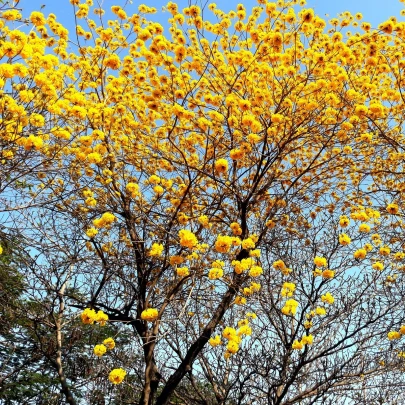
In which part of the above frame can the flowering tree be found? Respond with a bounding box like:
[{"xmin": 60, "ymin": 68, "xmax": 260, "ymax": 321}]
[{"xmin": 2, "ymin": 0, "xmax": 405, "ymax": 404}]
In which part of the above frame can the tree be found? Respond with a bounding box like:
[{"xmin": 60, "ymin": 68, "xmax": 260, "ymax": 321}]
[{"xmin": 2, "ymin": 0, "xmax": 405, "ymax": 403}]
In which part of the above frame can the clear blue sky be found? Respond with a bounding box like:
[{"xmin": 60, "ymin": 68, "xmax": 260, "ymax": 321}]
[{"xmin": 16, "ymin": 0, "xmax": 404, "ymax": 31}]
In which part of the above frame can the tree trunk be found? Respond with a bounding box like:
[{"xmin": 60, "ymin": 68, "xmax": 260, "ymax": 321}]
[{"xmin": 139, "ymin": 339, "xmax": 162, "ymax": 405}]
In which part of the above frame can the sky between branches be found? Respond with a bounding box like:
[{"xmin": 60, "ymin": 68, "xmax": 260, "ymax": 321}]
[{"xmin": 15, "ymin": 0, "xmax": 405, "ymax": 36}]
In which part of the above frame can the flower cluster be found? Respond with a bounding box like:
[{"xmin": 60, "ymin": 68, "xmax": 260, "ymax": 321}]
[
  {"xmin": 281, "ymin": 299, "xmax": 299, "ymax": 316},
  {"xmin": 292, "ymin": 334, "xmax": 314, "ymax": 350},
  {"xmin": 178, "ymin": 229, "xmax": 198, "ymax": 249},
  {"xmin": 81, "ymin": 308, "xmax": 109, "ymax": 326},
  {"xmin": 388, "ymin": 326, "xmax": 405, "ymax": 340},
  {"xmin": 109, "ymin": 368, "xmax": 126, "ymax": 384},
  {"xmin": 93, "ymin": 338, "xmax": 115, "ymax": 357},
  {"xmin": 141, "ymin": 308, "xmax": 159, "ymax": 322}
]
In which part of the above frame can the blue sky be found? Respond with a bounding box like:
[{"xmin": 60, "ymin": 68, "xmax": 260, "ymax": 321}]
[{"xmin": 16, "ymin": 0, "xmax": 404, "ymax": 31}]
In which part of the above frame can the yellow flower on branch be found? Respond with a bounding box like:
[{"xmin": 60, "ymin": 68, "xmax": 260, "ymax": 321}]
[
  {"xmin": 141, "ymin": 308, "xmax": 159, "ymax": 322},
  {"xmin": 94, "ymin": 344, "xmax": 107, "ymax": 357},
  {"xmin": 109, "ymin": 368, "xmax": 126, "ymax": 384}
]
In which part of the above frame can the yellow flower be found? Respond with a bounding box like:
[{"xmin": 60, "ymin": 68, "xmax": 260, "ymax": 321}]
[
  {"xmin": 379, "ymin": 246, "xmax": 390, "ymax": 256},
  {"xmin": 176, "ymin": 266, "xmax": 189, "ymax": 277},
  {"xmin": 87, "ymin": 152, "xmax": 102, "ymax": 164},
  {"xmin": 95, "ymin": 310, "xmax": 108, "ymax": 326},
  {"xmin": 249, "ymin": 265, "xmax": 263, "ymax": 277},
  {"xmin": 354, "ymin": 249, "xmax": 367, "ymax": 260},
  {"xmin": 81, "ymin": 308, "xmax": 96, "ymax": 324},
  {"xmin": 387, "ymin": 203, "xmax": 399, "ymax": 214},
  {"xmin": 292, "ymin": 340, "xmax": 304, "ymax": 350},
  {"xmin": 234, "ymin": 296, "xmax": 247, "ymax": 305},
  {"xmin": 379, "ymin": 20, "xmax": 394, "ymax": 34},
  {"xmin": 364, "ymin": 243, "xmax": 373, "ymax": 252},
  {"xmin": 103, "ymin": 54, "xmax": 121, "ymax": 70},
  {"xmin": 85, "ymin": 197, "xmax": 97, "ymax": 207},
  {"xmin": 149, "ymin": 175, "xmax": 161, "ymax": 184},
  {"xmin": 359, "ymin": 223, "xmax": 371, "ymax": 233},
  {"xmin": 222, "ymin": 327, "xmax": 237, "ymax": 340},
  {"xmin": 109, "ymin": 368, "xmax": 126, "ymax": 384},
  {"xmin": 394, "ymin": 252, "xmax": 405, "ymax": 261},
  {"xmin": 241, "ymin": 238, "xmax": 255, "ymax": 249},
  {"xmin": 93, "ymin": 212, "xmax": 116, "ymax": 228},
  {"xmin": 226, "ymin": 341, "xmax": 239, "ymax": 354},
  {"xmin": 214, "ymin": 158, "xmax": 228, "ymax": 173},
  {"xmin": 354, "ymin": 104, "xmax": 368, "ymax": 116},
  {"xmin": 170, "ymin": 255, "xmax": 184, "ymax": 265},
  {"xmin": 208, "ymin": 268, "xmax": 223, "ymax": 280},
  {"xmin": 237, "ymin": 322, "xmax": 252, "ymax": 336},
  {"xmin": 321, "ymin": 292, "xmax": 334, "ymax": 304},
  {"xmin": 322, "ymin": 269, "xmax": 335, "ymax": 279},
  {"xmin": 281, "ymin": 282, "xmax": 295, "ymax": 297},
  {"xmin": 271, "ymin": 113, "xmax": 284, "ymax": 123},
  {"xmin": 179, "ymin": 229, "xmax": 198, "ymax": 249},
  {"xmin": 281, "ymin": 299, "xmax": 299, "ymax": 316},
  {"xmin": 126, "ymin": 182, "xmax": 139, "ymax": 197},
  {"xmin": 230, "ymin": 148, "xmax": 244, "ymax": 160},
  {"xmin": 339, "ymin": 233, "xmax": 351, "ymax": 245},
  {"xmin": 301, "ymin": 334, "xmax": 314, "ymax": 345},
  {"xmin": 315, "ymin": 307, "xmax": 326, "ymax": 316},
  {"xmin": 388, "ymin": 331, "xmax": 401, "ymax": 340},
  {"xmin": 273, "ymin": 259, "xmax": 286, "ymax": 270},
  {"xmin": 2, "ymin": 10, "xmax": 22, "ymax": 20},
  {"xmin": 148, "ymin": 243, "xmax": 164, "ymax": 257},
  {"xmin": 314, "ymin": 256, "xmax": 327, "ymax": 268},
  {"xmin": 313, "ymin": 268, "xmax": 322, "ymax": 277},
  {"xmin": 243, "ymin": 287, "xmax": 252, "ymax": 296},
  {"xmin": 24, "ymin": 135, "xmax": 43, "ymax": 150},
  {"xmin": 372, "ymin": 262, "xmax": 384, "ymax": 271},
  {"xmin": 86, "ymin": 228, "xmax": 98, "ymax": 238},
  {"xmin": 103, "ymin": 337, "xmax": 115, "ymax": 350},
  {"xmin": 339, "ymin": 215, "xmax": 350, "ymax": 227},
  {"xmin": 209, "ymin": 335, "xmax": 222, "ymax": 347},
  {"xmin": 153, "ymin": 185, "xmax": 164, "ymax": 195},
  {"xmin": 215, "ymin": 235, "xmax": 233, "ymax": 253},
  {"xmin": 141, "ymin": 308, "xmax": 159, "ymax": 322},
  {"xmin": 198, "ymin": 215, "xmax": 211, "ymax": 228},
  {"xmin": 30, "ymin": 11, "xmax": 46, "ymax": 26},
  {"xmin": 249, "ymin": 249, "xmax": 261, "ymax": 258},
  {"xmin": 0, "ymin": 245, "xmax": 3, "ymax": 255},
  {"xmin": 94, "ymin": 344, "xmax": 107, "ymax": 357}
]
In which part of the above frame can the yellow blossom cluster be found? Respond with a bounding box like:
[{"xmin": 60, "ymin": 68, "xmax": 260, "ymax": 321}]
[
  {"xmin": 93, "ymin": 338, "xmax": 115, "ymax": 357},
  {"xmin": 81, "ymin": 308, "xmax": 109, "ymax": 326},
  {"xmin": 292, "ymin": 334, "xmax": 314, "ymax": 350},
  {"xmin": 179, "ymin": 230, "xmax": 198, "ymax": 249},
  {"xmin": 93, "ymin": 212, "xmax": 116, "ymax": 228},
  {"xmin": 216, "ymin": 318, "xmax": 253, "ymax": 358},
  {"xmin": 148, "ymin": 242, "xmax": 164, "ymax": 257},
  {"xmin": 281, "ymin": 299, "xmax": 299, "ymax": 316},
  {"xmin": 141, "ymin": 308, "xmax": 159, "ymax": 322},
  {"xmin": 176, "ymin": 266, "xmax": 189, "ymax": 277},
  {"xmin": 108, "ymin": 368, "xmax": 126, "ymax": 384},
  {"xmin": 281, "ymin": 282, "xmax": 296, "ymax": 297},
  {"xmin": 388, "ymin": 326, "xmax": 405, "ymax": 340}
]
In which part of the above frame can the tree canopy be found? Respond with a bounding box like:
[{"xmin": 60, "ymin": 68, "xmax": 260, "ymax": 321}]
[{"xmin": 2, "ymin": 0, "xmax": 405, "ymax": 404}]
